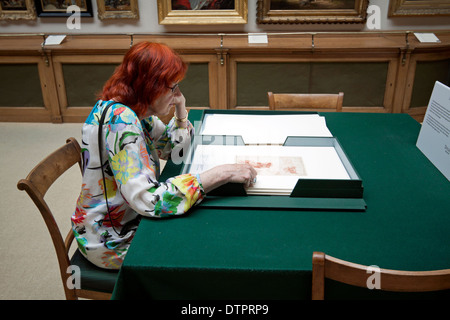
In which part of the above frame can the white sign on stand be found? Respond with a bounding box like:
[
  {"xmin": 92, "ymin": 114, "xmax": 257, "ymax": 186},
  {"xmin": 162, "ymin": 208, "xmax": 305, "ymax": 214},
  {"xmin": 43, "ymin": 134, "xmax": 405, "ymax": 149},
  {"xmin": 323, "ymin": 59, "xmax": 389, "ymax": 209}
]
[{"xmin": 416, "ymin": 81, "xmax": 450, "ymax": 181}]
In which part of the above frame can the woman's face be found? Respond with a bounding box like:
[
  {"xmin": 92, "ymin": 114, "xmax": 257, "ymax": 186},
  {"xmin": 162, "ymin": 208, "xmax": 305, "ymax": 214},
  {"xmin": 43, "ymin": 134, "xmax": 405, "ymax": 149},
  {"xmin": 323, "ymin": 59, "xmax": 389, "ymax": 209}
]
[{"xmin": 145, "ymin": 83, "xmax": 179, "ymax": 119}]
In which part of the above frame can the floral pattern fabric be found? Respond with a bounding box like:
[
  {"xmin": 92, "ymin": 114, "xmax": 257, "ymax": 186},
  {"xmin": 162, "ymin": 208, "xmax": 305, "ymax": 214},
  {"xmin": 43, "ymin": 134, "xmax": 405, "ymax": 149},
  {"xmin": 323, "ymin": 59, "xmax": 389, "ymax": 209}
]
[{"xmin": 71, "ymin": 100, "xmax": 205, "ymax": 269}]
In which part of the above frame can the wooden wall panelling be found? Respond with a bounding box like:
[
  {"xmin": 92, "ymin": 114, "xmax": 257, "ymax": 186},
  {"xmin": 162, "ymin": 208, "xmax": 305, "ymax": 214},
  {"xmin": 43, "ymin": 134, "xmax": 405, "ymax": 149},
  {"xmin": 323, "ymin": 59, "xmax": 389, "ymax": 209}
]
[
  {"xmin": 307, "ymin": 33, "xmax": 401, "ymax": 114},
  {"xmin": 42, "ymin": 35, "xmax": 129, "ymax": 122},
  {"xmin": 1, "ymin": 32, "xmax": 450, "ymax": 123},
  {"xmin": 224, "ymin": 33, "xmax": 312, "ymax": 111},
  {"xmin": 308, "ymin": 59, "xmax": 396, "ymax": 113},
  {"xmin": 225, "ymin": 32, "xmax": 403, "ymax": 112},
  {"xmin": 215, "ymin": 48, "xmax": 229, "ymax": 109},
  {"xmin": 222, "ymin": 33, "xmax": 313, "ymax": 54},
  {"xmin": 304, "ymin": 33, "xmax": 402, "ymax": 114},
  {"xmin": 400, "ymin": 33, "xmax": 450, "ymax": 122},
  {"xmin": 230, "ymin": 54, "xmax": 310, "ymax": 110},
  {"xmin": 52, "ymin": 52, "xmax": 219, "ymax": 122},
  {"xmin": 381, "ymin": 58, "xmax": 399, "ymax": 114},
  {"xmin": 159, "ymin": 53, "xmax": 221, "ymax": 123},
  {"xmin": 179, "ymin": 54, "xmax": 220, "ymax": 110},
  {"xmin": 402, "ymin": 52, "xmax": 450, "ymax": 122},
  {"xmin": 134, "ymin": 34, "xmax": 226, "ymax": 109},
  {"xmin": 229, "ymin": 53, "xmax": 398, "ymax": 112},
  {"xmin": 392, "ymin": 47, "xmax": 412, "ymax": 114},
  {"xmin": 0, "ymin": 55, "xmax": 58, "ymax": 122},
  {"xmin": 52, "ymin": 54, "xmax": 124, "ymax": 123},
  {"xmin": 0, "ymin": 35, "xmax": 45, "ymax": 56},
  {"xmin": 40, "ymin": 50, "xmax": 63, "ymax": 123},
  {"xmin": 46, "ymin": 34, "xmax": 131, "ymax": 55},
  {"xmin": 133, "ymin": 34, "xmax": 221, "ymax": 54}
]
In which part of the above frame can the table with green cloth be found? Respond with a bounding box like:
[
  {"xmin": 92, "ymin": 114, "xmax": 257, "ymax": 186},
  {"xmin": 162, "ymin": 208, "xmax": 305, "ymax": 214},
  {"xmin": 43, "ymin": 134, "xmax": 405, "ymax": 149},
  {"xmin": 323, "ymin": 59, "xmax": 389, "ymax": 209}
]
[{"xmin": 112, "ymin": 111, "xmax": 450, "ymax": 300}]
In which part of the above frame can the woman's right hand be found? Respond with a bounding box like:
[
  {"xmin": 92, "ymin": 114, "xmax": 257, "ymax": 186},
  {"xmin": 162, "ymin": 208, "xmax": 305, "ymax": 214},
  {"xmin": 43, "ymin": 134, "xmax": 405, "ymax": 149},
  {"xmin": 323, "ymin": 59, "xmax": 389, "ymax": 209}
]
[{"xmin": 199, "ymin": 164, "xmax": 257, "ymax": 194}]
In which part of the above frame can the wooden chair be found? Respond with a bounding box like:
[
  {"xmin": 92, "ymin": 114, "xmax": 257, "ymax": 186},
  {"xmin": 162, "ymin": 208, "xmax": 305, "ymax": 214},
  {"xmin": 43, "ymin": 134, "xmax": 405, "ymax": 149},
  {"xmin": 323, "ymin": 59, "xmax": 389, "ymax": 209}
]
[
  {"xmin": 267, "ymin": 92, "xmax": 344, "ymax": 112},
  {"xmin": 312, "ymin": 251, "xmax": 450, "ymax": 300},
  {"xmin": 17, "ymin": 137, "xmax": 118, "ymax": 300}
]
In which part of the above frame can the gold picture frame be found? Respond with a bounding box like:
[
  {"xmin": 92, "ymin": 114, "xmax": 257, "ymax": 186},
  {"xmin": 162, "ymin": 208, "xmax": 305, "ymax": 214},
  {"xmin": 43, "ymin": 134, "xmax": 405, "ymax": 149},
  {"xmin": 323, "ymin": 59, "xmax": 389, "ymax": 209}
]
[
  {"xmin": 0, "ymin": 0, "xmax": 36, "ymax": 20},
  {"xmin": 388, "ymin": 0, "xmax": 450, "ymax": 16},
  {"xmin": 97, "ymin": 0, "xmax": 139, "ymax": 20},
  {"xmin": 35, "ymin": 0, "xmax": 93, "ymax": 17},
  {"xmin": 256, "ymin": 0, "xmax": 369, "ymax": 24},
  {"xmin": 158, "ymin": 0, "xmax": 248, "ymax": 25}
]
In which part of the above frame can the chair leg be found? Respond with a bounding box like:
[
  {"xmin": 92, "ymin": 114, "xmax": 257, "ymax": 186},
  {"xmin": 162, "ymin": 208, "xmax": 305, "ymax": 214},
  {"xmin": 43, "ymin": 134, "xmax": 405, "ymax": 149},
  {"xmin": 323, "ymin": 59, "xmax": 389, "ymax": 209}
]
[{"xmin": 312, "ymin": 252, "xmax": 325, "ymax": 300}]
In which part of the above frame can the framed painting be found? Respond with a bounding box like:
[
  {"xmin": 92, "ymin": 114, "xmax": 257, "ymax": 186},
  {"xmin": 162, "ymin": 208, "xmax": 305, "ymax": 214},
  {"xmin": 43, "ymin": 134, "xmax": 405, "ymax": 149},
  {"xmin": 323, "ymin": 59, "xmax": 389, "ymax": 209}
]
[
  {"xmin": 34, "ymin": 0, "xmax": 93, "ymax": 17},
  {"xmin": 0, "ymin": 0, "xmax": 36, "ymax": 20},
  {"xmin": 97, "ymin": 0, "xmax": 139, "ymax": 19},
  {"xmin": 388, "ymin": 0, "xmax": 450, "ymax": 16},
  {"xmin": 158, "ymin": 0, "xmax": 248, "ymax": 24},
  {"xmin": 256, "ymin": 0, "xmax": 369, "ymax": 24}
]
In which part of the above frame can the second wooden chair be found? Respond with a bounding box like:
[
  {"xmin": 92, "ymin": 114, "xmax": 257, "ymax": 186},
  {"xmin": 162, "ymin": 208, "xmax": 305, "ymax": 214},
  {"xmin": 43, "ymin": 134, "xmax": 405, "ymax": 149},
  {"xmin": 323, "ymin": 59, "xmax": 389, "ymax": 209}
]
[
  {"xmin": 312, "ymin": 251, "xmax": 450, "ymax": 300},
  {"xmin": 267, "ymin": 92, "xmax": 344, "ymax": 112}
]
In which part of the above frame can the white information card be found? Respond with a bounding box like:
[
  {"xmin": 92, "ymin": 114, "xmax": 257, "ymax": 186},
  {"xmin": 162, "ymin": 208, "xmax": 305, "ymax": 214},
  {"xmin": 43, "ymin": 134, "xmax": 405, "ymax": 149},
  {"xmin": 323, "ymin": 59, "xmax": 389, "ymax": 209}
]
[
  {"xmin": 43, "ymin": 35, "xmax": 66, "ymax": 45},
  {"xmin": 416, "ymin": 81, "xmax": 450, "ymax": 181},
  {"xmin": 414, "ymin": 33, "xmax": 440, "ymax": 43}
]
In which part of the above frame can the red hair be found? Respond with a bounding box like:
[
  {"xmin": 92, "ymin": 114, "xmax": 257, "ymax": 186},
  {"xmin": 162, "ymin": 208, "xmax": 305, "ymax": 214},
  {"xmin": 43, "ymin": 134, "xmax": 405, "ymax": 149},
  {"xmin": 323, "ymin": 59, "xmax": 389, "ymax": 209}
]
[{"xmin": 100, "ymin": 42, "xmax": 187, "ymax": 118}]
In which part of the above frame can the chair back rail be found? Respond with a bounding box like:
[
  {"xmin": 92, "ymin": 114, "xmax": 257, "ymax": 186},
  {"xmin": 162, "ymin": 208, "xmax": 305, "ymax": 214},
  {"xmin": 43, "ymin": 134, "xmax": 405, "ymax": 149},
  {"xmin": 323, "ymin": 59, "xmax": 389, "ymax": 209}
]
[
  {"xmin": 268, "ymin": 92, "xmax": 344, "ymax": 111},
  {"xmin": 312, "ymin": 251, "xmax": 450, "ymax": 300}
]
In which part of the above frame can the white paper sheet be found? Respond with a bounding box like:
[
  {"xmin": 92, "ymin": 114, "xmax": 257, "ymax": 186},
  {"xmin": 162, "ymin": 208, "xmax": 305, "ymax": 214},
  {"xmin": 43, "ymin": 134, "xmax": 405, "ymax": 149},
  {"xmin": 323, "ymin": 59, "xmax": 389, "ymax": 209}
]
[
  {"xmin": 188, "ymin": 144, "xmax": 350, "ymax": 194},
  {"xmin": 414, "ymin": 33, "xmax": 440, "ymax": 43},
  {"xmin": 199, "ymin": 114, "xmax": 332, "ymax": 145}
]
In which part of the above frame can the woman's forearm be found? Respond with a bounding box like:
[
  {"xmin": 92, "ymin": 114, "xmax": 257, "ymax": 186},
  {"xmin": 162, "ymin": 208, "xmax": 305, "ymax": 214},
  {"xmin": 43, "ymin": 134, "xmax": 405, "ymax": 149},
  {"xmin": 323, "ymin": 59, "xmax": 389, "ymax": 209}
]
[
  {"xmin": 199, "ymin": 164, "xmax": 257, "ymax": 194},
  {"xmin": 199, "ymin": 167, "xmax": 230, "ymax": 194},
  {"xmin": 174, "ymin": 107, "xmax": 188, "ymax": 128}
]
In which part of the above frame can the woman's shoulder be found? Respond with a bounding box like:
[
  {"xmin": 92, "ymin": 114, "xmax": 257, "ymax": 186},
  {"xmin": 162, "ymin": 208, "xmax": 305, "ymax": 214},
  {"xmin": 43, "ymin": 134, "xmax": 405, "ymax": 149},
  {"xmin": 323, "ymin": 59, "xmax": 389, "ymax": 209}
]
[
  {"xmin": 108, "ymin": 102, "xmax": 140, "ymax": 126},
  {"xmin": 85, "ymin": 100, "xmax": 140, "ymax": 127}
]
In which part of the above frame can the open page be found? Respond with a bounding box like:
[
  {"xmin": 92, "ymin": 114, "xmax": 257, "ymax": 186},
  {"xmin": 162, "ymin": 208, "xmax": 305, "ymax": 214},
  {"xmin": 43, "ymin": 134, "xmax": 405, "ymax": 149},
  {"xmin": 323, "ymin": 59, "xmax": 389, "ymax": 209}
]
[
  {"xmin": 188, "ymin": 144, "xmax": 350, "ymax": 195},
  {"xmin": 199, "ymin": 113, "xmax": 332, "ymax": 145}
]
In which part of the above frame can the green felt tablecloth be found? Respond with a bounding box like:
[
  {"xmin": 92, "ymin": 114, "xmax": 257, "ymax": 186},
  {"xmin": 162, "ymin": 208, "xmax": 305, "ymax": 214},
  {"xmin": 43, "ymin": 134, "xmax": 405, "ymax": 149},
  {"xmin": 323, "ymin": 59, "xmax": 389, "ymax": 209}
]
[{"xmin": 112, "ymin": 111, "xmax": 450, "ymax": 300}]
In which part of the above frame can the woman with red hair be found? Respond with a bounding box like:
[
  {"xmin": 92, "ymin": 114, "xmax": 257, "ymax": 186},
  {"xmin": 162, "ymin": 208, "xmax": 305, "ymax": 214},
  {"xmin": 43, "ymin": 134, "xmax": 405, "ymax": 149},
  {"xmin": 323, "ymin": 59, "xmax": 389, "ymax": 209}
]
[{"xmin": 71, "ymin": 42, "xmax": 256, "ymax": 269}]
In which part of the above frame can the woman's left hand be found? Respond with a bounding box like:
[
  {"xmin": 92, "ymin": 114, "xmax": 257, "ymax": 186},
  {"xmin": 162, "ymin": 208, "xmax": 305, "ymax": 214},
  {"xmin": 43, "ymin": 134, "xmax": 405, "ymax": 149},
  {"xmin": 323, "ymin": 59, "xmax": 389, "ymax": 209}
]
[
  {"xmin": 172, "ymin": 87, "xmax": 187, "ymax": 117},
  {"xmin": 171, "ymin": 88, "xmax": 188, "ymax": 128}
]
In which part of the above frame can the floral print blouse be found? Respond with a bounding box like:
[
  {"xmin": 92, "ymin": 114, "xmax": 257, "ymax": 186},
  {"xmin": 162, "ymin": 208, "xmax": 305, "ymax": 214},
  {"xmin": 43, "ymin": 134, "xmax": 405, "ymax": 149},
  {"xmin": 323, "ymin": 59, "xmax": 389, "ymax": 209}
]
[{"xmin": 71, "ymin": 100, "xmax": 205, "ymax": 269}]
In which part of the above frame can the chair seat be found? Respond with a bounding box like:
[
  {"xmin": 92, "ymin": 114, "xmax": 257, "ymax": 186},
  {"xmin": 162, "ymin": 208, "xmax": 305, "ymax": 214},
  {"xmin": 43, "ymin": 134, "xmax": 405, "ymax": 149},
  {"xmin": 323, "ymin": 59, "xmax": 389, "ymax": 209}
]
[{"xmin": 70, "ymin": 249, "xmax": 119, "ymax": 293}]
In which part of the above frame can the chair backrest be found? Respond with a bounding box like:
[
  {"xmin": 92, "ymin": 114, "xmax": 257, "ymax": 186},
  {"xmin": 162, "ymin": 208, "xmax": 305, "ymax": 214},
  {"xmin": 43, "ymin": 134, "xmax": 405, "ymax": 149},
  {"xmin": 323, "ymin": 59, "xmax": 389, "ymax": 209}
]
[
  {"xmin": 17, "ymin": 137, "xmax": 82, "ymax": 300},
  {"xmin": 312, "ymin": 251, "xmax": 450, "ymax": 300},
  {"xmin": 267, "ymin": 92, "xmax": 344, "ymax": 111}
]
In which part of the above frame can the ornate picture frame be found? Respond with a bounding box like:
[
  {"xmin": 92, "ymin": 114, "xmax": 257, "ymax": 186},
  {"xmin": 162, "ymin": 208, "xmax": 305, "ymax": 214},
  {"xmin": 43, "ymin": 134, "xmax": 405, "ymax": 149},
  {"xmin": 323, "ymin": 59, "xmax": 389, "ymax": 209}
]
[
  {"xmin": 0, "ymin": 0, "xmax": 36, "ymax": 20},
  {"xmin": 97, "ymin": 0, "xmax": 139, "ymax": 20},
  {"xmin": 256, "ymin": 0, "xmax": 369, "ymax": 24},
  {"xmin": 158, "ymin": 0, "xmax": 248, "ymax": 25},
  {"xmin": 388, "ymin": 0, "xmax": 450, "ymax": 16},
  {"xmin": 34, "ymin": 0, "xmax": 93, "ymax": 17}
]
